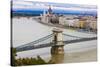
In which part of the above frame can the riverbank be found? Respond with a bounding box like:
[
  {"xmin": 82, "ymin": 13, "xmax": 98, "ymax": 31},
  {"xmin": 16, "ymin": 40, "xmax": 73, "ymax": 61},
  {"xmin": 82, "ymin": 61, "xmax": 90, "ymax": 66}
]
[{"xmin": 35, "ymin": 18, "xmax": 97, "ymax": 34}]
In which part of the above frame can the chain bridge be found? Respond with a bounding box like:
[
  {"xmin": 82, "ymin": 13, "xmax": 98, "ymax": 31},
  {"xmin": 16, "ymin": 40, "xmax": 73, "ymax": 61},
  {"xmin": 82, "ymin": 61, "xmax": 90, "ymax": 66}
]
[{"xmin": 15, "ymin": 28, "xmax": 97, "ymax": 52}]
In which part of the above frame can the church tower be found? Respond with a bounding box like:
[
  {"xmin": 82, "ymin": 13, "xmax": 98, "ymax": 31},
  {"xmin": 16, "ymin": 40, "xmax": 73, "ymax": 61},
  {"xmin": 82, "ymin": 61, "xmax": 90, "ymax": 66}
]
[{"xmin": 48, "ymin": 5, "xmax": 52, "ymax": 14}]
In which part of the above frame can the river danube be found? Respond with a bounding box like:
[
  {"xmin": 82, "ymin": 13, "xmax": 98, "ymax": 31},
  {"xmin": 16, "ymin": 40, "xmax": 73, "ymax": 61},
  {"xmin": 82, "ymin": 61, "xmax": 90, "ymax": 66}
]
[{"xmin": 12, "ymin": 17, "xmax": 97, "ymax": 63}]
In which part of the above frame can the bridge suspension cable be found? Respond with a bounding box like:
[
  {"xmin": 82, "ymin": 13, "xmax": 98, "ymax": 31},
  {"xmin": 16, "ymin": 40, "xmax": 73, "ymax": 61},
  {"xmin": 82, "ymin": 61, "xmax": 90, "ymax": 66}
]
[
  {"xmin": 16, "ymin": 33, "xmax": 53, "ymax": 49},
  {"xmin": 63, "ymin": 37, "xmax": 97, "ymax": 44},
  {"xmin": 16, "ymin": 33, "xmax": 97, "ymax": 52},
  {"xmin": 62, "ymin": 33, "xmax": 85, "ymax": 38}
]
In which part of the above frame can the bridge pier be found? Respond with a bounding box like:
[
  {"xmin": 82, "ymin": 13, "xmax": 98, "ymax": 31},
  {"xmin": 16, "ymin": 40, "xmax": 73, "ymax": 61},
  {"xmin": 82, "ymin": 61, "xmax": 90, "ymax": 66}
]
[
  {"xmin": 49, "ymin": 53, "xmax": 64, "ymax": 63},
  {"xmin": 51, "ymin": 28, "xmax": 64, "ymax": 55}
]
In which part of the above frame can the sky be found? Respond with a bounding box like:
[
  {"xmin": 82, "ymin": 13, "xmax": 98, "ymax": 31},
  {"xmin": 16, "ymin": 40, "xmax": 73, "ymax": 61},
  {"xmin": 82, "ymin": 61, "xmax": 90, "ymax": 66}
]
[
  {"xmin": 12, "ymin": 0, "xmax": 97, "ymax": 15},
  {"xmin": 13, "ymin": 0, "xmax": 97, "ymax": 5},
  {"xmin": 12, "ymin": 0, "xmax": 97, "ymax": 10}
]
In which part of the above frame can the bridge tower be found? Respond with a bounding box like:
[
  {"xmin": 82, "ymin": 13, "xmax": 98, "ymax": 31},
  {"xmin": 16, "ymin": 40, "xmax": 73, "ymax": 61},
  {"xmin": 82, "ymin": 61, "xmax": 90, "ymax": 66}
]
[{"xmin": 51, "ymin": 28, "xmax": 64, "ymax": 55}]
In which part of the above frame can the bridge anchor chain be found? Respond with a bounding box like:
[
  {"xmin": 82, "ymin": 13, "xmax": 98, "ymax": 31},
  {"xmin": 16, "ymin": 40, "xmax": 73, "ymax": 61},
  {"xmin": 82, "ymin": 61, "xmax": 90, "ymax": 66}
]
[{"xmin": 51, "ymin": 28, "xmax": 64, "ymax": 55}]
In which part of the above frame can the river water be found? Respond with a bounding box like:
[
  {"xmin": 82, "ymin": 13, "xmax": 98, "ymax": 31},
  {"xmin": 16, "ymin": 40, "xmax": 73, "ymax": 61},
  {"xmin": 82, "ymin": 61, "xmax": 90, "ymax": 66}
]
[{"xmin": 12, "ymin": 17, "xmax": 97, "ymax": 63}]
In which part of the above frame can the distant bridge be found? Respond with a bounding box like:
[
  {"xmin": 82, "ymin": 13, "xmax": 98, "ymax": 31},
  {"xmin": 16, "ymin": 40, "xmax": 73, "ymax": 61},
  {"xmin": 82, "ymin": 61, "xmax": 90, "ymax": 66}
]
[{"xmin": 15, "ymin": 33, "xmax": 97, "ymax": 52}]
